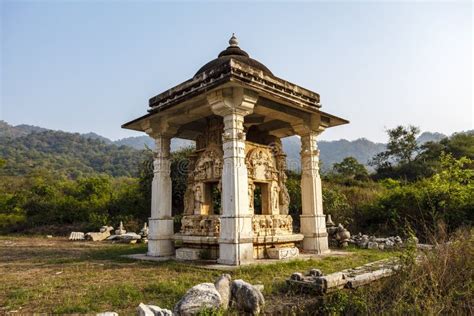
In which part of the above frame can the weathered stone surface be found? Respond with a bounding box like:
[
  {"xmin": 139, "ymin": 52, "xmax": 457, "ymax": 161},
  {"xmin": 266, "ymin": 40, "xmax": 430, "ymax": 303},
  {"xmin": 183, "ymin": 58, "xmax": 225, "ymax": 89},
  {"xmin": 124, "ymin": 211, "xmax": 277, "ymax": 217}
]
[
  {"xmin": 309, "ymin": 268, "xmax": 323, "ymax": 277},
  {"xmin": 174, "ymin": 283, "xmax": 221, "ymax": 316},
  {"xmin": 314, "ymin": 272, "xmax": 347, "ymax": 293},
  {"xmin": 367, "ymin": 241, "xmax": 379, "ymax": 250},
  {"xmin": 266, "ymin": 247, "xmax": 299, "ymax": 259},
  {"xmin": 85, "ymin": 231, "xmax": 110, "ymax": 241},
  {"xmin": 346, "ymin": 268, "xmax": 394, "ymax": 289},
  {"xmin": 176, "ymin": 248, "xmax": 201, "ymax": 261},
  {"xmin": 214, "ymin": 274, "xmax": 231, "ymax": 310},
  {"xmin": 107, "ymin": 232, "xmax": 141, "ymax": 243},
  {"xmin": 69, "ymin": 232, "xmax": 85, "ymax": 241},
  {"xmin": 148, "ymin": 305, "xmax": 173, "ymax": 316},
  {"xmin": 97, "ymin": 312, "xmax": 118, "ymax": 316},
  {"xmin": 85, "ymin": 226, "xmax": 114, "ymax": 241},
  {"xmin": 230, "ymin": 279, "xmax": 265, "ymax": 315},
  {"xmin": 137, "ymin": 303, "xmax": 154, "ymax": 316},
  {"xmin": 290, "ymin": 272, "xmax": 304, "ymax": 281}
]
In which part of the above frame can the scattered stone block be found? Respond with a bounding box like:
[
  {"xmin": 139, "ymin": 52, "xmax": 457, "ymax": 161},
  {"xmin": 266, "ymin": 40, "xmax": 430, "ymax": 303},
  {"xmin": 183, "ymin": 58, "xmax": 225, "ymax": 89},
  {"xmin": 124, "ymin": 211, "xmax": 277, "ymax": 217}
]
[
  {"xmin": 174, "ymin": 283, "xmax": 221, "ymax": 316},
  {"xmin": 148, "ymin": 305, "xmax": 173, "ymax": 316},
  {"xmin": 367, "ymin": 241, "xmax": 379, "ymax": 250},
  {"xmin": 137, "ymin": 303, "xmax": 154, "ymax": 316},
  {"xmin": 115, "ymin": 221, "xmax": 126, "ymax": 235},
  {"xmin": 346, "ymin": 268, "xmax": 394, "ymax": 289},
  {"xmin": 214, "ymin": 274, "xmax": 231, "ymax": 310},
  {"xmin": 314, "ymin": 272, "xmax": 347, "ymax": 293},
  {"xmin": 69, "ymin": 232, "xmax": 85, "ymax": 241},
  {"xmin": 290, "ymin": 272, "xmax": 304, "ymax": 281},
  {"xmin": 309, "ymin": 268, "xmax": 323, "ymax": 276},
  {"xmin": 230, "ymin": 279, "xmax": 265, "ymax": 315},
  {"xmin": 107, "ymin": 232, "xmax": 141, "ymax": 243}
]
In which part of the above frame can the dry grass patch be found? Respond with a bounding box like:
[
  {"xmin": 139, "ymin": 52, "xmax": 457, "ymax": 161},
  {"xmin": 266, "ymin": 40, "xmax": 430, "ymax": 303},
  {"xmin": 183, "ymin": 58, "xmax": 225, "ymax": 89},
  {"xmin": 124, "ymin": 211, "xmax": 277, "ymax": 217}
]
[{"xmin": 0, "ymin": 236, "xmax": 397, "ymax": 314}]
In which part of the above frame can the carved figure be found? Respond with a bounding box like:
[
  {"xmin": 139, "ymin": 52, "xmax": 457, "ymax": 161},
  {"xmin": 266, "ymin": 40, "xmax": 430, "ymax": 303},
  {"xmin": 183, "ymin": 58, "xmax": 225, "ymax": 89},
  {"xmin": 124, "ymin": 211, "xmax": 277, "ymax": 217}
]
[
  {"xmin": 272, "ymin": 185, "xmax": 280, "ymax": 212},
  {"xmin": 194, "ymin": 185, "xmax": 203, "ymax": 214},
  {"xmin": 248, "ymin": 182, "xmax": 256, "ymax": 209}
]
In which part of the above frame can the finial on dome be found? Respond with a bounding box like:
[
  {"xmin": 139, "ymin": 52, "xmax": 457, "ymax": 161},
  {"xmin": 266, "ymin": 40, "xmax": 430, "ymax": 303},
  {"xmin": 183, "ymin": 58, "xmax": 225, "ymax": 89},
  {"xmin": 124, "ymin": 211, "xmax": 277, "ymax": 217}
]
[{"xmin": 229, "ymin": 33, "xmax": 239, "ymax": 47}]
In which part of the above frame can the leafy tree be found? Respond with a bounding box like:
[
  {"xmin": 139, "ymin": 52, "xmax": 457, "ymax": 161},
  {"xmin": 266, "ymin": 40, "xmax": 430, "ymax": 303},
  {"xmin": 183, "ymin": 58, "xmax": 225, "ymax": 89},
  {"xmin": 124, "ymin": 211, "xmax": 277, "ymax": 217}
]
[
  {"xmin": 332, "ymin": 157, "xmax": 369, "ymax": 180},
  {"xmin": 371, "ymin": 125, "xmax": 420, "ymax": 168}
]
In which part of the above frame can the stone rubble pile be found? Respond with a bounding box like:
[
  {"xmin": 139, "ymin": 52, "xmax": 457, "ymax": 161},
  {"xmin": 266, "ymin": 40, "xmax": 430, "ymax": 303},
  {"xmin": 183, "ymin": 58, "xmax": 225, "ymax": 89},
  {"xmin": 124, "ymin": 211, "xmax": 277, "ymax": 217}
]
[
  {"xmin": 68, "ymin": 222, "xmax": 149, "ymax": 244},
  {"xmin": 136, "ymin": 274, "xmax": 264, "ymax": 316},
  {"xmin": 287, "ymin": 258, "xmax": 400, "ymax": 294},
  {"xmin": 349, "ymin": 233, "xmax": 406, "ymax": 250},
  {"xmin": 326, "ymin": 214, "xmax": 416, "ymax": 250}
]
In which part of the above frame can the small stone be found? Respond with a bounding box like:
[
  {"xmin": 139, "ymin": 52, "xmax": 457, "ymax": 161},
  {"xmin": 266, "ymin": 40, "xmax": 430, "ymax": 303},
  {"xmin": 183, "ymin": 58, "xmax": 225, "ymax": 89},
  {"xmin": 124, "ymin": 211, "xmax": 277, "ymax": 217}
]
[
  {"xmin": 385, "ymin": 240, "xmax": 395, "ymax": 248},
  {"xmin": 378, "ymin": 243, "xmax": 385, "ymax": 250},
  {"xmin": 309, "ymin": 269, "xmax": 323, "ymax": 277},
  {"xmin": 214, "ymin": 274, "xmax": 231, "ymax": 310},
  {"xmin": 137, "ymin": 303, "xmax": 154, "ymax": 316},
  {"xmin": 97, "ymin": 312, "xmax": 118, "ymax": 316},
  {"xmin": 367, "ymin": 242, "xmax": 379, "ymax": 250},
  {"xmin": 230, "ymin": 279, "xmax": 265, "ymax": 315},
  {"xmin": 46, "ymin": 235, "xmax": 53, "ymax": 238},
  {"xmin": 148, "ymin": 305, "xmax": 173, "ymax": 316},
  {"xmin": 290, "ymin": 272, "xmax": 304, "ymax": 281},
  {"xmin": 174, "ymin": 283, "xmax": 221, "ymax": 316}
]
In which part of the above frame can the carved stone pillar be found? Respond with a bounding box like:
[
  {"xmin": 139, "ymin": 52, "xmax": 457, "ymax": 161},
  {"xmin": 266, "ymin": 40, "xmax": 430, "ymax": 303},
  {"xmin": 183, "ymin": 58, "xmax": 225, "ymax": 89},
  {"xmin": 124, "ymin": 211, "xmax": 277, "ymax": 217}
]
[
  {"xmin": 209, "ymin": 87, "xmax": 257, "ymax": 265},
  {"xmin": 148, "ymin": 135, "xmax": 174, "ymax": 257},
  {"xmin": 299, "ymin": 130, "xmax": 329, "ymax": 253}
]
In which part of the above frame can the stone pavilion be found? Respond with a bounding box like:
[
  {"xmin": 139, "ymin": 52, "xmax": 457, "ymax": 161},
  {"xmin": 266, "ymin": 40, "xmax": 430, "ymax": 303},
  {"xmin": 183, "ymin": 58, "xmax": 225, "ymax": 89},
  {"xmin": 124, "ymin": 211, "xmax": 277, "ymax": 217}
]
[{"xmin": 122, "ymin": 35, "xmax": 348, "ymax": 265}]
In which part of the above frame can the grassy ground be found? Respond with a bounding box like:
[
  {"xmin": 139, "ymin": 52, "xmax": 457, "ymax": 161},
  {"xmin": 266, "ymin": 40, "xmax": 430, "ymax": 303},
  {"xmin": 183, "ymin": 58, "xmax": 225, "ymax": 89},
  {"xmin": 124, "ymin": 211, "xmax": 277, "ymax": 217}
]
[{"xmin": 0, "ymin": 236, "xmax": 398, "ymax": 314}]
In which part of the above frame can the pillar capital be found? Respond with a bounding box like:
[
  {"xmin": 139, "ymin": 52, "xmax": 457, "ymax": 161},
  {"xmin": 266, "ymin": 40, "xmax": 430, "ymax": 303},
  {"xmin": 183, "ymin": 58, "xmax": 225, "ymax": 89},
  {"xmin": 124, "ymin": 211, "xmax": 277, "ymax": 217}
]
[
  {"xmin": 208, "ymin": 87, "xmax": 258, "ymax": 117},
  {"xmin": 143, "ymin": 118, "xmax": 179, "ymax": 139}
]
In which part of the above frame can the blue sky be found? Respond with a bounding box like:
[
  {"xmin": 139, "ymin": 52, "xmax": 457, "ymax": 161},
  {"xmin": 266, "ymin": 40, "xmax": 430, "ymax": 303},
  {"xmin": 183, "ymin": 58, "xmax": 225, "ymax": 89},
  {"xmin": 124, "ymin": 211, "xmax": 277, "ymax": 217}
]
[{"xmin": 1, "ymin": 1, "xmax": 472, "ymax": 142}]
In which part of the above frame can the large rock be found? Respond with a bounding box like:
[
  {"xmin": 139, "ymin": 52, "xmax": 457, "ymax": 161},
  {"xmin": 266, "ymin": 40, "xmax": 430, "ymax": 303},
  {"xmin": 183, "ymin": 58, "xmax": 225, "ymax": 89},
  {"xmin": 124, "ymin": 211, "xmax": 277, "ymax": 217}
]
[
  {"xmin": 230, "ymin": 279, "xmax": 265, "ymax": 315},
  {"xmin": 214, "ymin": 274, "xmax": 231, "ymax": 310},
  {"xmin": 174, "ymin": 283, "xmax": 221, "ymax": 316}
]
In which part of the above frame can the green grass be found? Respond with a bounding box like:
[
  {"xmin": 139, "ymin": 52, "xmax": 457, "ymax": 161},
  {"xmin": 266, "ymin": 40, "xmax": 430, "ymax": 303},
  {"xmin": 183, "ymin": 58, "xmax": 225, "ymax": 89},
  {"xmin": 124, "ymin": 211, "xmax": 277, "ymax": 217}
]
[{"xmin": 0, "ymin": 237, "xmax": 399, "ymax": 314}]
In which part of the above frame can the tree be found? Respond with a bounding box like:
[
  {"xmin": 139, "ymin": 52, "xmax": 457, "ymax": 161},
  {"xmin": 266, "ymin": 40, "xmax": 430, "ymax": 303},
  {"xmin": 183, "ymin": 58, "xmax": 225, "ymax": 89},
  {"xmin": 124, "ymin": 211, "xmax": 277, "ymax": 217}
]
[
  {"xmin": 371, "ymin": 125, "xmax": 420, "ymax": 168},
  {"xmin": 332, "ymin": 157, "xmax": 369, "ymax": 180}
]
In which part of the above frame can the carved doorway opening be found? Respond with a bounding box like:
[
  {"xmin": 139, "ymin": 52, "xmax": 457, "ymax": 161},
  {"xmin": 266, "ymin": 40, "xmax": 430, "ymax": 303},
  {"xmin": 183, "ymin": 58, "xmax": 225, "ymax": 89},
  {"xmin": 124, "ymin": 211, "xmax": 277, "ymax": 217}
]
[
  {"xmin": 253, "ymin": 182, "xmax": 269, "ymax": 215},
  {"xmin": 203, "ymin": 181, "xmax": 221, "ymax": 215}
]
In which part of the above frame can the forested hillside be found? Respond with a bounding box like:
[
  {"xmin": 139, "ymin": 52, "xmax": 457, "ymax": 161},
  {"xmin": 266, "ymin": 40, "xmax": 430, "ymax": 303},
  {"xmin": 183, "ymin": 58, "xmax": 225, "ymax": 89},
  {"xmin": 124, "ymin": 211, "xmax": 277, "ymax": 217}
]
[{"xmin": 0, "ymin": 126, "xmax": 147, "ymax": 178}]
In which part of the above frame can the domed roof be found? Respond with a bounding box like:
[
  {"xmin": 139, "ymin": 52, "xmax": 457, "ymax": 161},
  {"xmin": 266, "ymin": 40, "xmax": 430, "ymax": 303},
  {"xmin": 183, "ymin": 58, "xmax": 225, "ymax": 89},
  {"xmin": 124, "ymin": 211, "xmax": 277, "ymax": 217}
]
[{"xmin": 195, "ymin": 34, "xmax": 273, "ymax": 77}]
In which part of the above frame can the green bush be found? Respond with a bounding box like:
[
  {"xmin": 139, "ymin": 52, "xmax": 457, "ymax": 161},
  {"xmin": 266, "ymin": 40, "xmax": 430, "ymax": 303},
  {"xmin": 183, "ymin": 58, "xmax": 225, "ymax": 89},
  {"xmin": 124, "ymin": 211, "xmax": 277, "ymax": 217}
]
[{"xmin": 360, "ymin": 153, "xmax": 474, "ymax": 239}]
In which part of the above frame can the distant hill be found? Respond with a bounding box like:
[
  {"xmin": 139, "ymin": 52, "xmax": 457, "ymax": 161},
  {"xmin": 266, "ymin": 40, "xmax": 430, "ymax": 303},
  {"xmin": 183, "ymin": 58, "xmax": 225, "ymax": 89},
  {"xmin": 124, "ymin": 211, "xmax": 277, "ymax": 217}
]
[
  {"xmin": 281, "ymin": 137, "xmax": 387, "ymax": 171},
  {"xmin": 0, "ymin": 120, "xmax": 453, "ymax": 175},
  {"xmin": 0, "ymin": 121, "xmax": 147, "ymax": 177},
  {"xmin": 417, "ymin": 131, "xmax": 447, "ymax": 145},
  {"xmin": 115, "ymin": 135, "xmax": 194, "ymax": 152}
]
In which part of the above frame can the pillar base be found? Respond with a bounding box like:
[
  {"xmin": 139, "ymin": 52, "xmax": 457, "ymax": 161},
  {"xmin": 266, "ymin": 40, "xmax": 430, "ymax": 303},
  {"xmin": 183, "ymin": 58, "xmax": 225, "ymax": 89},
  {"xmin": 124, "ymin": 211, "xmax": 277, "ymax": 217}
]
[
  {"xmin": 300, "ymin": 214, "xmax": 329, "ymax": 253},
  {"xmin": 147, "ymin": 218, "xmax": 174, "ymax": 257},
  {"xmin": 302, "ymin": 236, "xmax": 330, "ymax": 254},
  {"xmin": 217, "ymin": 242, "xmax": 254, "ymax": 266}
]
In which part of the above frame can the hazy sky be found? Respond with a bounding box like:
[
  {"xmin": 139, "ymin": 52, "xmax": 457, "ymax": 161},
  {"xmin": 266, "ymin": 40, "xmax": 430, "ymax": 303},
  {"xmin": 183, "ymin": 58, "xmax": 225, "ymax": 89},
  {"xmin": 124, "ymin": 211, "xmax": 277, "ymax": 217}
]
[{"xmin": 1, "ymin": 1, "xmax": 472, "ymax": 142}]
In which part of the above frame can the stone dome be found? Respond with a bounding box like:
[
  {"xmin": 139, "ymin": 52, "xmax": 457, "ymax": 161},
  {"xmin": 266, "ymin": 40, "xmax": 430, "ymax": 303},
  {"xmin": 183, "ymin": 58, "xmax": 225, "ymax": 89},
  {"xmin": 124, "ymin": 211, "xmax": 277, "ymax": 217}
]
[{"xmin": 195, "ymin": 34, "xmax": 273, "ymax": 77}]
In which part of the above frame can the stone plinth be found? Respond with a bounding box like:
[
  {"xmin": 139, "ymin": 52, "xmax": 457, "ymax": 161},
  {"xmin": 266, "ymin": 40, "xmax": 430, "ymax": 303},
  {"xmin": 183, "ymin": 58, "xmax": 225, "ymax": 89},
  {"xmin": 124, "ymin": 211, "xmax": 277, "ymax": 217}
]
[{"xmin": 267, "ymin": 247, "xmax": 299, "ymax": 259}]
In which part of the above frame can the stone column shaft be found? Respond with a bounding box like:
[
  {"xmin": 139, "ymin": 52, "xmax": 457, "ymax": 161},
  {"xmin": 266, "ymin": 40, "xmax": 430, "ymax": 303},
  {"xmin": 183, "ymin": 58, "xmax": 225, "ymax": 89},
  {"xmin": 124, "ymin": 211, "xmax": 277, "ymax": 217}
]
[
  {"xmin": 209, "ymin": 88, "xmax": 257, "ymax": 265},
  {"xmin": 148, "ymin": 135, "xmax": 174, "ymax": 257},
  {"xmin": 299, "ymin": 132, "xmax": 329, "ymax": 253}
]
